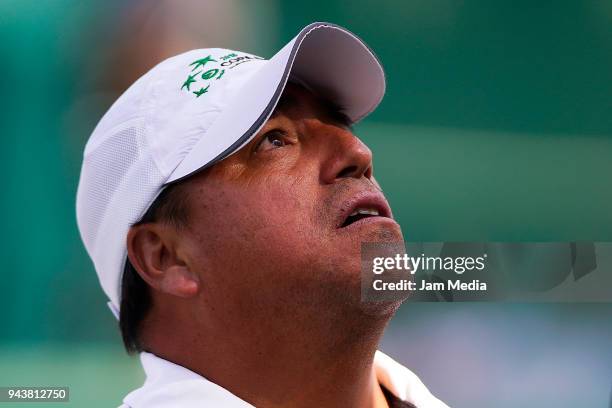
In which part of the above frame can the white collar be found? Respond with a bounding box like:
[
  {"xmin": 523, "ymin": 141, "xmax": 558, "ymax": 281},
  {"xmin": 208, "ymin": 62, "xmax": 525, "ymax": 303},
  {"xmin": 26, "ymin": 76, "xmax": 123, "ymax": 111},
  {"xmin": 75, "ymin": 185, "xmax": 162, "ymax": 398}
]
[{"xmin": 122, "ymin": 351, "xmax": 449, "ymax": 408}]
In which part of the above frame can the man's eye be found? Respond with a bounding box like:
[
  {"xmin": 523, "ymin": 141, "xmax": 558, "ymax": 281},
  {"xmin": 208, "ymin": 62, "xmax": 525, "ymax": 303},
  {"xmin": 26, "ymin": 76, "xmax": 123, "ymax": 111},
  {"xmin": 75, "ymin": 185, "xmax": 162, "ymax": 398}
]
[{"xmin": 255, "ymin": 130, "xmax": 288, "ymax": 152}]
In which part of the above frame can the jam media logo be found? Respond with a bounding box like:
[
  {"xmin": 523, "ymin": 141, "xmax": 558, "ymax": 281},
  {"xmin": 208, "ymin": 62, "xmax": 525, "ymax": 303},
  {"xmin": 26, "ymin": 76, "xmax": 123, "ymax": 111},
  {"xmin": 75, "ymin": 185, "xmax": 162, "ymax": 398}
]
[
  {"xmin": 180, "ymin": 52, "xmax": 264, "ymax": 98},
  {"xmin": 361, "ymin": 241, "xmax": 611, "ymax": 303}
]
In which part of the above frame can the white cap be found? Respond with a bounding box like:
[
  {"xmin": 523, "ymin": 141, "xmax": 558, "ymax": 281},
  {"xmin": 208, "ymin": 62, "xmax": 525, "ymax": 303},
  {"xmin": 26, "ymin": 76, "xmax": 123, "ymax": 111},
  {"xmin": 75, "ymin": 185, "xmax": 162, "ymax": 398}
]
[{"xmin": 76, "ymin": 22, "xmax": 386, "ymax": 312}]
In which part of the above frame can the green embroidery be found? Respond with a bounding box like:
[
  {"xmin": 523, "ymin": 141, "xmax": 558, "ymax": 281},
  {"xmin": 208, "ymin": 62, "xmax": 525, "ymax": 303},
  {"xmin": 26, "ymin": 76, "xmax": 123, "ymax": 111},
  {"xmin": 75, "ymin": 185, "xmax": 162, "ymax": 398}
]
[
  {"xmin": 201, "ymin": 68, "xmax": 219, "ymax": 80},
  {"xmin": 220, "ymin": 53, "xmax": 237, "ymax": 61},
  {"xmin": 189, "ymin": 55, "xmax": 217, "ymax": 71},
  {"xmin": 193, "ymin": 85, "xmax": 210, "ymax": 97},
  {"xmin": 182, "ymin": 53, "xmax": 241, "ymax": 98},
  {"xmin": 180, "ymin": 71, "xmax": 200, "ymax": 91}
]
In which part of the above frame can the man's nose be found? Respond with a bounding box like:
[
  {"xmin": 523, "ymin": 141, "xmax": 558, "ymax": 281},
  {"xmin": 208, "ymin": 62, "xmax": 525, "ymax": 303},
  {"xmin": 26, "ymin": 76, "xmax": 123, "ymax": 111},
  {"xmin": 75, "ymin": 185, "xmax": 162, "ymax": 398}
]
[{"xmin": 320, "ymin": 127, "xmax": 373, "ymax": 184}]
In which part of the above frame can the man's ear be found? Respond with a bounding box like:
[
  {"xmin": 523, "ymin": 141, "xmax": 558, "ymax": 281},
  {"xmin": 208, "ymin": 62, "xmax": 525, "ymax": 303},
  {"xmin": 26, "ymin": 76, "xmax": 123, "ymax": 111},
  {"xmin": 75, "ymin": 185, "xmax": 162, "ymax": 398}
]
[{"xmin": 126, "ymin": 223, "xmax": 199, "ymax": 298}]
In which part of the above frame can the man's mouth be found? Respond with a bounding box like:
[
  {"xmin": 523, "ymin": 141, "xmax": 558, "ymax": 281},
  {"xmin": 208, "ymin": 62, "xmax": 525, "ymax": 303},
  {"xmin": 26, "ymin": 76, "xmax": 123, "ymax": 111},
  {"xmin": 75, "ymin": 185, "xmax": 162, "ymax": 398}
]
[
  {"xmin": 337, "ymin": 192, "xmax": 393, "ymax": 229},
  {"xmin": 342, "ymin": 208, "xmax": 382, "ymax": 227}
]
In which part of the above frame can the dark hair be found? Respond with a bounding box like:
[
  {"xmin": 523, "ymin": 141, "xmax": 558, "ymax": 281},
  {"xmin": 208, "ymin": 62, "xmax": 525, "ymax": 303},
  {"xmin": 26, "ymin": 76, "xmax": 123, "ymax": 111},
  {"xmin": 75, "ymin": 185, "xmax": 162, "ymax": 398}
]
[{"xmin": 119, "ymin": 181, "xmax": 190, "ymax": 353}]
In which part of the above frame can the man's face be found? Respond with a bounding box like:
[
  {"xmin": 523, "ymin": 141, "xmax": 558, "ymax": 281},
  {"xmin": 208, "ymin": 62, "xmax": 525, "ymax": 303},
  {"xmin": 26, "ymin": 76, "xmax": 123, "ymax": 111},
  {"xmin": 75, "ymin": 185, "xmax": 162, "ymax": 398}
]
[{"xmin": 177, "ymin": 83, "xmax": 403, "ymax": 319}]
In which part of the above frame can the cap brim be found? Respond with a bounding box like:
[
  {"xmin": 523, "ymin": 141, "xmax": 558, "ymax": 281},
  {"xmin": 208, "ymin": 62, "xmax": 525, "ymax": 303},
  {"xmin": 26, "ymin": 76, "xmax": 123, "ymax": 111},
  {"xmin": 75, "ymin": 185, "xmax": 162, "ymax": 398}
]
[{"xmin": 166, "ymin": 22, "xmax": 386, "ymax": 184}]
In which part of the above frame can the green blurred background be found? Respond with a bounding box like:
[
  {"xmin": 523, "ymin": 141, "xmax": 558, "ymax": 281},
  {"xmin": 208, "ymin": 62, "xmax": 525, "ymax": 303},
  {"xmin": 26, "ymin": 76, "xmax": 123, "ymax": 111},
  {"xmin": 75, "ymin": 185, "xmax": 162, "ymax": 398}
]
[{"xmin": 1, "ymin": 1, "xmax": 611, "ymax": 406}]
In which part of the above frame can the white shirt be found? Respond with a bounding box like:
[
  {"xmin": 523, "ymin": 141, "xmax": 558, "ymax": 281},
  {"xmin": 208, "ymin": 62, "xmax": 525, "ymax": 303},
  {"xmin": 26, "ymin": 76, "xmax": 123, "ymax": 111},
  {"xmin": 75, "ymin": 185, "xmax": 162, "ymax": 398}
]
[{"xmin": 119, "ymin": 351, "xmax": 449, "ymax": 407}]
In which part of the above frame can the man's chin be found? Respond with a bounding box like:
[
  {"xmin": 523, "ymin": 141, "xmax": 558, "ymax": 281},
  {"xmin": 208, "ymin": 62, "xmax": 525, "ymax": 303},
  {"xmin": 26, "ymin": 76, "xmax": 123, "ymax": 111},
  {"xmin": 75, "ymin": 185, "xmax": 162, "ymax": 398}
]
[{"xmin": 358, "ymin": 298, "xmax": 404, "ymax": 319}]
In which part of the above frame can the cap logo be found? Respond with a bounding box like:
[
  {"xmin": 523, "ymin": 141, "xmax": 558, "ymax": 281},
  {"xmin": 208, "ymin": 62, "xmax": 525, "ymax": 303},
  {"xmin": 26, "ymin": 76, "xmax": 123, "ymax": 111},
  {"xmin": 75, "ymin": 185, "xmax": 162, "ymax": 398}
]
[
  {"xmin": 181, "ymin": 52, "xmax": 263, "ymax": 98},
  {"xmin": 180, "ymin": 52, "xmax": 264, "ymax": 98}
]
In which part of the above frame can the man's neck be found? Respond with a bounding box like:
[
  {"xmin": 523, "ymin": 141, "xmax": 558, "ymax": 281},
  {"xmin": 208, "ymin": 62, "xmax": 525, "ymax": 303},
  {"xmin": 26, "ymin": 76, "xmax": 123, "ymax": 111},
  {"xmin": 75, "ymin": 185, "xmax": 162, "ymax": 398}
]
[{"xmin": 144, "ymin": 302, "xmax": 396, "ymax": 408}]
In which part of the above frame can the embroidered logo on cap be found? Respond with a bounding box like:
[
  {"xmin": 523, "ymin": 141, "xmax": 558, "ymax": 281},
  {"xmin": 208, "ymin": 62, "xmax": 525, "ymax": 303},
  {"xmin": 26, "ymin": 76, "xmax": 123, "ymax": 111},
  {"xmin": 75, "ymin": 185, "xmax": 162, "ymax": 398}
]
[{"xmin": 180, "ymin": 52, "xmax": 264, "ymax": 98}]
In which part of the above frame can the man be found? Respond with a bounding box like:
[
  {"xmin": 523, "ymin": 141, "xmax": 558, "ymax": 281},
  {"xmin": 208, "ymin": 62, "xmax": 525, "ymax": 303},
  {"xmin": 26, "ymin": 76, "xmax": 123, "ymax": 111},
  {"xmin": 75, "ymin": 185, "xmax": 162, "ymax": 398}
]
[{"xmin": 76, "ymin": 22, "xmax": 449, "ymax": 407}]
